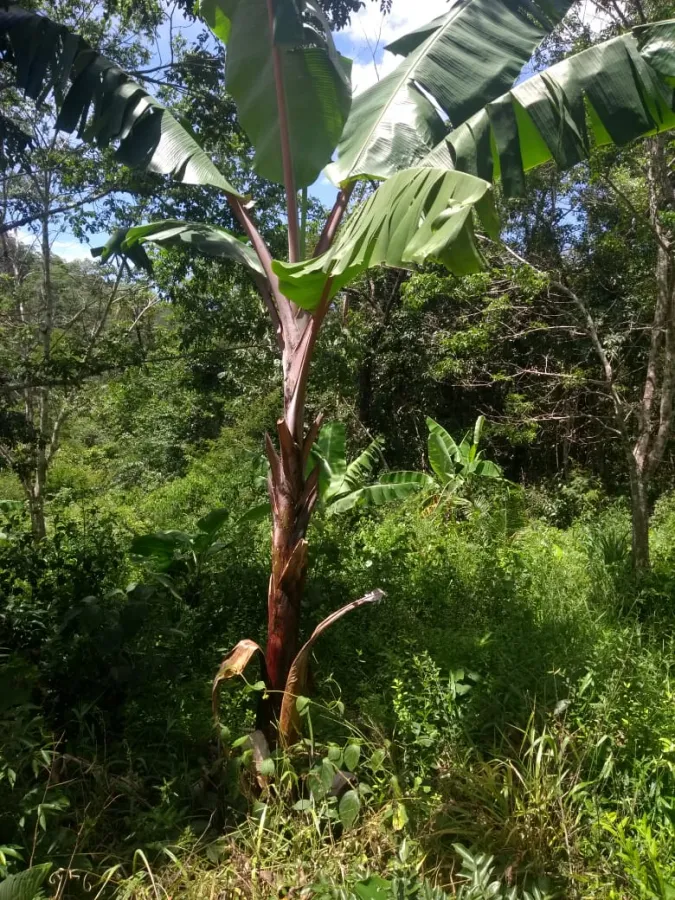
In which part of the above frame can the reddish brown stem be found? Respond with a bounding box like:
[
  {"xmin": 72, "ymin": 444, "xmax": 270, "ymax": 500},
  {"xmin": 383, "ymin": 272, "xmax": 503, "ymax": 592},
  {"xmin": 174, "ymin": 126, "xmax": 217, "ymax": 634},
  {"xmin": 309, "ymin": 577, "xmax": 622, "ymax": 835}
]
[
  {"xmin": 261, "ymin": 278, "xmax": 335, "ymax": 734},
  {"xmin": 228, "ymin": 194, "xmax": 297, "ymax": 343},
  {"xmin": 264, "ymin": 419, "xmax": 309, "ymax": 713},
  {"xmin": 314, "ymin": 185, "xmax": 354, "ymax": 256},
  {"xmin": 285, "ymin": 279, "xmax": 334, "ymax": 444}
]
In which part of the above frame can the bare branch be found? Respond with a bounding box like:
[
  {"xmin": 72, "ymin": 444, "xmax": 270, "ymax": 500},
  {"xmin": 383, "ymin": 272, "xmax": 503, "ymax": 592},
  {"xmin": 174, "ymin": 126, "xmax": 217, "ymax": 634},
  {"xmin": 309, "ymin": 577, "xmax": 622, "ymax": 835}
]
[{"xmin": 0, "ymin": 186, "xmax": 119, "ymax": 237}]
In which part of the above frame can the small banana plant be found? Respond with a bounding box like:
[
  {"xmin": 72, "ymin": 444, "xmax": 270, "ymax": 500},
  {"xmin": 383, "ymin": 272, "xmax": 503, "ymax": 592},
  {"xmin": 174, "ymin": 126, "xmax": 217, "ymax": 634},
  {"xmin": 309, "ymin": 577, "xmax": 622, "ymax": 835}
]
[
  {"xmin": 130, "ymin": 508, "xmax": 231, "ymax": 603},
  {"xmin": 424, "ymin": 415, "xmax": 502, "ymax": 513},
  {"xmin": 311, "ymin": 422, "xmax": 432, "ymax": 514},
  {"xmin": 245, "ymin": 416, "xmax": 501, "ymax": 524},
  {"xmin": 243, "ymin": 421, "xmax": 432, "ymax": 522}
]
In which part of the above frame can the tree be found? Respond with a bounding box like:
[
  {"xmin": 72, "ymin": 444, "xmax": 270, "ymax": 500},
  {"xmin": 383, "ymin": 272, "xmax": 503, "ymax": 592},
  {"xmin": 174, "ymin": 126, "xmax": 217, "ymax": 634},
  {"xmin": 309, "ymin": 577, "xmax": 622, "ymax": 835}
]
[
  {"xmin": 0, "ymin": 0, "xmax": 182, "ymax": 540},
  {"xmin": 487, "ymin": 42, "xmax": 675, "ymax": 569},
  {"xmin": 0, "ymin": 234, "xmax": 151, "ymax": 539},
  {"xmin": 4, "ymin": 0, "xmax": 675, "ymax": 741}
]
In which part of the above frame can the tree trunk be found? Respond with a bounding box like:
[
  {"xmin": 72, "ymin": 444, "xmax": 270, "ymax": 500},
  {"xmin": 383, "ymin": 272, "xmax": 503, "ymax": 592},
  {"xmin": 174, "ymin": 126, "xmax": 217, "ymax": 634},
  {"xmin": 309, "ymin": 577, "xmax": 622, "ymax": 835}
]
[
  {"xmin": 265, "ymin": 427, "xmax": 308, "ymax": 701},
  {"xmin": 27, "ymin": 482, "xmax": 46, "ymax": 542},
  {"xmin": 628, "ymin": 464, "xmax": 650, "ymax": 571},
  {"xmin": 261, "ymin": 328, "xmax": 321, "ymax": 734},
  {"xmin": 358, "ymin": 350, "xmax": 375, "ymax": 427}
]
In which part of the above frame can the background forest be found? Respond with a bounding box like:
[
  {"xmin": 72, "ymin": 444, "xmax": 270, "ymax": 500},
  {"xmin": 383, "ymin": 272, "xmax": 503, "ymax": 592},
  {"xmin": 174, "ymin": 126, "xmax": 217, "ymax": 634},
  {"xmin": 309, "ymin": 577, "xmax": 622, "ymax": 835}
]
[{"xmin": 3, "ymin": 0, "xmax": 675, "ymax": 897}]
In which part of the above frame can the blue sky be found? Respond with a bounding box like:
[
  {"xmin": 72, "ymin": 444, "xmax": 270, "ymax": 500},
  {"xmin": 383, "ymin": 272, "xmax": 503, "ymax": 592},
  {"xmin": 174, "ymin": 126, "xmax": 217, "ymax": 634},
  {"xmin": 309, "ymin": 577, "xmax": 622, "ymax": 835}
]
[{"xmin": 18, "ymin": 0, "xmax": 611, "ymax": 261}]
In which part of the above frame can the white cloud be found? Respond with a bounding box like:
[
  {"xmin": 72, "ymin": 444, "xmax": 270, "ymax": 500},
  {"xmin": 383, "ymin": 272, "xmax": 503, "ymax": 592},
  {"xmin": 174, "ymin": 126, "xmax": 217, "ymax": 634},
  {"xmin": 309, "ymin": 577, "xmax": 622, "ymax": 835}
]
[
  {"xmin": 349, "ymin": 50, "xmax": 400, "ymax": 94},
  {"xmin": 15, "ymin": 228, "xmax": 92, "ymax": 262},
  {"xmin": 338, "ymin": 0, "xmax": 449, "ymax": 94},
  {"xmin": 342, "ymin": 0, "xmax": 449, "ymax": 51},
  {"xmin": 50, "ymin": 240, "xmax": 93, "ymax": 263}
]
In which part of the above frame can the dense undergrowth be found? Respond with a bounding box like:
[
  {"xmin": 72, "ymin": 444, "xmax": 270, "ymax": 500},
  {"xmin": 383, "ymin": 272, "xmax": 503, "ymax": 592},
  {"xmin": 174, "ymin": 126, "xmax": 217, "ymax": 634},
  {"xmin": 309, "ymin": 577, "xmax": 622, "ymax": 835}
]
[{"xmin": 2, "ymin": 439, "xmax": 675, "ymax": 899}]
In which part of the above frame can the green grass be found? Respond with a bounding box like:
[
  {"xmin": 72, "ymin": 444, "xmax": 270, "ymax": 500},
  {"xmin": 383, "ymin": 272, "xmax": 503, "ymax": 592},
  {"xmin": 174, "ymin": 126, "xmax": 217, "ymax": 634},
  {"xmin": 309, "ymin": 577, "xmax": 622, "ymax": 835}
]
[{"xmin": 3, "ymin": 482, "xmax": 675, "ymax": 897}]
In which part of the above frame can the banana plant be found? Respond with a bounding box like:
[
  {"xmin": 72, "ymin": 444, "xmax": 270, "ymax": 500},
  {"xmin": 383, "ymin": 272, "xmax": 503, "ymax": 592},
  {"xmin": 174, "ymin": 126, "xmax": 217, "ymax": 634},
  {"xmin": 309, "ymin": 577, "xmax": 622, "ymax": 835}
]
[
  {"xmin": 314, "ymin": 423, "xmax": 433, "ymax": 513},
  {"xmin": 130, "ymin": 507, "xmax": 231, "ymax": 603},
  {"xmin": 369, "ymin": 416, "xmax": 504, "ymax": 516},
  {"xmin": 4, "ymin": 0, "xmax": 675, "ymax": 742},
  {"xmin": 313, "ymin": 421, "xmax": 385, "ymax": 510},
  {"xmin": 0, "ymin": 863, "xmax": 52, "ymax": 900},
  {"xmin": 426, "ymin": 415, "xmax": 502, "ymax": 494},
  {"xmin": 245, "ymin": 421, "xmax": 432, "ymax": 518}
]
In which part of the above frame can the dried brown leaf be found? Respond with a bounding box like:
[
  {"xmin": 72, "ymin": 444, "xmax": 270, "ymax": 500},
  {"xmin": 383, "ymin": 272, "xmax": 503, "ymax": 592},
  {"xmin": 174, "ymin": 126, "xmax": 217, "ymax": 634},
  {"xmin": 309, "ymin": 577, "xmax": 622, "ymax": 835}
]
[
  {"xmin": 212, "ymin": 638, "xmax": 264, "ymax": 719},
  {"xmin": 278, "ymin": 589, "xmax": 385, "ymax": 744}
]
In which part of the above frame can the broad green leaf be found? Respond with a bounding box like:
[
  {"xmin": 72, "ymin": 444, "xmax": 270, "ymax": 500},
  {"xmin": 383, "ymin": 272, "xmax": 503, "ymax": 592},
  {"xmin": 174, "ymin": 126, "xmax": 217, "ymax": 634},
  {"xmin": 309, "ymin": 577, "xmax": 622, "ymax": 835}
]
[
  {"xmin": 320, "ymin": 757, "xmax": 334, "ymax": 793},
  {"xmin": 354, "ymin": 876, "xmax": 391, "ymax": 900},
  {"xmin": 271, "ymin": 0, "xmax": 306, "ymax": 44},
  {"xmin": 258, "ymin": 757, "xmax": 275, "ymax": 777},
  {"xmin": 458, "ymin": 431, "xmax": 473, "ymax": 464},
  {"xmin": 324, "ymin": 436, "xmax": 384, "ymax": 502},
  {"xmin": 309, "ymin": 452, "xmax": 335, "ymax": 500},
  {"xmin": 636, "ymin": 19, "xmax": 675, "ymax": 83},
  {"xmin": 473, "ymin": 415, "xmax": 485, "ymax": 448},
  {"xmin": 343, "ymin": 742, "xmax": 361, "ymax": 771},
  {"xmin": 377, "ymin": 471, "xmax": 435, "ymax": 486},
  {"xmin": 327, "ymin": 471, "xmax": 434, "ymax": 514},
  {"xmin": 91, "ymin": 220, "xmax": 263, "ymax": 277},
  {"xmin": 197, "ymin": 507, "xmax": 229, "ymax": 534},
  {"xmin": 326, "ymin": 0, "xmax": 573, "ymax": 184},
  {"xmin": 0, "ymin": 6, "xmax": 240, "ymax": 194},
  {"xmin": 324, "ymin": 489, "xmax": 363, "ymax": 513},
  {"xmin": 239, "ymin": 501, "xmax": 272, "ymax": 524},
  {"xmin": 392, "ymin": 800, "xmax": 409, "ymax": 830},
  {"xmin": 0, "ymin": 863, "xmax": 52, "ymax": 900},
  {"xmin": 130, "ymin": 532, "xmax": 184, "ymax": 560},
  {"xmin": 475, "ymin": 459, "xmax": 502, "ymax": 478},
  {"xmin": 202, "ymin": 0, "xmax": 351, "ymax": 187},
  {"xmin": 327, "ymin": 743, "xmax": 342, "ymax": 763},
  {"xmin": 315, "ymin": 421, "xmax": 347, "ymax": 478},
  {"xmin": 195, "ymin": 0, "xmax": 233, "ymax": 44},
  {"xmin": 368, "ymin": 748, "xmax": 386, "ymax": 771},
  {"xmin": 341, "ymin": 438, "xmax": 383, "ymax": 492},
  {"xmin": 426, "ymin": 417, "xmax": 461, "ymax": 483},
  {"xmin": 338, "ymin": 788, "xmax": 360, "ymax": 829},
  {"xmin": 197, "ymin": 0, "xmax": 307, "ymax": 47},
  {"xmin": 274, "ymin": 167, "xmax": 497, "ymax": 310},
  {"xmin": 425, "ymin": 22, "xmax": 675, "ymax": 197}
]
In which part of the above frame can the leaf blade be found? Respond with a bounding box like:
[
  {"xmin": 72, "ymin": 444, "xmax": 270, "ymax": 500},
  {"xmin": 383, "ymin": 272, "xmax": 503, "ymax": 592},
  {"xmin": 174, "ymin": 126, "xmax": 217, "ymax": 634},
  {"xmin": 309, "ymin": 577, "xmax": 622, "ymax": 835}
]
[
  {"xmin": 424, "ymin": 23, "xmax": 675, "ymax": 196},
  {"xmin": 326, "ymin": 0, "xmax": 573, "ymax": 184},
  {"xmin": 273, "ymin": 167, "xmax": 496, "ymax": 309},
  {"xmin": 92, "ymin": 220, "xmax": 263, "ymax": 277},
  {"xmin": 221, "ymin": 0, "xmax": 351, "ymax": 187},
  {"xmin": 0, "ymin": 864, "xmax": 52, "ymax": 900},
  {"xmin": 0, "ymin": 6, "xmax": 240, "ymax": 195}
]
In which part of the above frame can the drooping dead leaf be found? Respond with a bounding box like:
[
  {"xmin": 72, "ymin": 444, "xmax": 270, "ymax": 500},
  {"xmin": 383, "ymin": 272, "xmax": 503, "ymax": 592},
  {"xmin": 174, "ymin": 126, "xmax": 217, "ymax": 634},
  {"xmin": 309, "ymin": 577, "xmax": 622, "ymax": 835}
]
[
  {"xmin": 212, "ymin": 638, "xmax": 264, "ymax": 720},
  {"xmin": 278, "ymin": 589, "xmax": 385, "ymax": 745}
]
